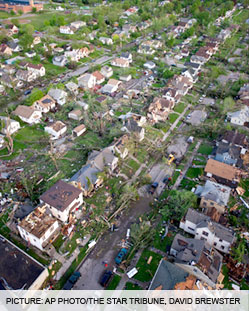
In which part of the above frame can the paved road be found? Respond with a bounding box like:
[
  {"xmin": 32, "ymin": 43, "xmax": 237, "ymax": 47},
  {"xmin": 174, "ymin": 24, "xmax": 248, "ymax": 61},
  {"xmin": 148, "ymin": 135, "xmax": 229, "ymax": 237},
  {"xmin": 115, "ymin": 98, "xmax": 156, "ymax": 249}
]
[{"xmin": 73, "ymin": 196, "xmax": 153, "ymax": 290}]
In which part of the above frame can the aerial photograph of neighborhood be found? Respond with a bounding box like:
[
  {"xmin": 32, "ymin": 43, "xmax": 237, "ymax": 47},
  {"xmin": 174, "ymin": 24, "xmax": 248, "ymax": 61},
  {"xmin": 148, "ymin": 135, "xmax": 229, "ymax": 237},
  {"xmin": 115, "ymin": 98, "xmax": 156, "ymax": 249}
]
[{"xmin": 0, "ymin": 0, "xmax": 248, "ymax": 295}]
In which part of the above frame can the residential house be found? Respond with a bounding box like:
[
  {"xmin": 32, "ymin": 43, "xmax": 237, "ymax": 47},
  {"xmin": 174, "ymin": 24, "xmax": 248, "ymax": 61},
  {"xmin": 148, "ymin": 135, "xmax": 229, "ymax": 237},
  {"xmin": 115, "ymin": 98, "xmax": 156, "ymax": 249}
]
[
  {"xmin": 214, "ymin": 141, "xmax": 242, "ymax": 167},
  {"xmin": 27, "ymin": 63, "xmax": 46, "ymax": 77},
  {"xmin": 78, "ymin": 73, "xmax": 96, "ymax": 89},
  {"xmin": 0, "ymin": 236, "xmax": 49, "ymax": 290},
  {"xmin": 227, "ymin": 106, "xmax": 249, "ymax": 126},
  {"xmin": 60, "ymin": 26, "xmax": 75, "ymax": 35},
  {"xmin": 120, "ymin": 74, "xmax": 132, "ymax": 82},
  {"xmin": 195, "ymin": 180, "xmax": 231, "ymax": 214},
  {"xmin": 111, "ymin": 58, "xmax": 129, "ymax": 68},
  {"xmin": 78, "ymin": 47, "xmax": 90, "ymax": 58},
  {"xmin": 122, "ymin": 118, "xmax": 145, "ymax": 141},
  {"xmin": 25, "ymin": 51, "xmax": 36, "ymax": 58},
  {"xmin": 7, "ymin": 41, "xmax": 22, "ymax": 52},
  {"xmin": 64, "ymin": 50, "xmax": 81, "ymax": 62},
  {"xmin": 204, "ymin": 159, "xmax": 241, "ymax": 188},
  {"xmin": 112, "ymin": 29, "xmax": 129, "ymax": 40},
  {"xmin": 170, "ymin": 234, "xmax": 223, "ymax": 288},
  {"xmin": 100, "ymin": 66, "xmax": 113, "ymax": 78},
  {"xmin": 0, "ymin": 116, "xmax": 20, "ymax": 135},
  {"xmin": 148, "ymin": 97, "xmax": 174, "ymax": 123},
  {"xmin": 87, "ymin": 147, "xmax": 119, "ymax": 173},
  {"xmin": 99, "ymin": 37, "xmax": 113, "ymax": 45},
  {"xmin": 52, "ymin": 55, "xmax": 68, "ymax": 67},
  {"xmin": 138, "ymin": 46, "xmax": 155, "ymax": 55},
  {"xmin": 149, "ymin": 259, "xmax": 190, "ymax": 290},
  {"xmin": 111, "ymin": 135, "xmax": 129, "ymax": 159},
  {"xmin": 122, "ymin": 24, "xmax": 137, "ymax": 33},
  {"xmin": 70, "ymin": 164, "xmax": 102, "ymax": 197},
  {"xmin": 68, "ymin": 109, "xmax": 83, "ymax": 121},
  {"xmin": 16, "ymin": 69, "xmax": 36, "ymax": 83},
  {"xmin": 17, "ymin": 204, "xmax": 59, "ymax": 251},
  {"xmin": 40, "ymin": 180, "xmax": 83, "ymax": 222},
  {"xmin": 221, "ymin": 131, "xmax": 247, "ymax": 148},
  {"xmin": 45, "ymin": 121, "xmax": 67, "ymax": 139},
  {"xmin": 144, "ymin": 61, "xmax": 156, "ymax": 70},
  {"xmin": 0, "ymin": 44, "xmax": 12, "ymax": 56},
  {"xmin": 34, "ymin": 95, "xmax": 56, "ymax": 113},
  {"xmin": 92, "ymin": 71, "xmax": 105, "ymax": 84},
  {"xmin": 65, "ymin": 81, "xmax": 78, "ymax": 94},
  {"xmin": 0, "ymin": 135, "xmax": 4, "ymax": 148},
  {"xmin": 101, "ymin": 80, "xmax": 120, "ymax": 95},
  {"xmin": 70, "ymin": 21, "xmax": 86, "ymax": 29},
  {"xmin": 0, "ymin": 84, "xmax": 5, "ymax": 93},
  {"xmin": 1, "ymin": 73, "xmax": 23, "ymax": 89},
  {"xmin": 72, "ymin": 124, "xmax": 86, "ymax": 138},
  {"xmin": 8, "ymin": 24, "xmax": 19, "ymax": 35},
  {"xmin": 120, "ymin": 52, "xmax": 132, "ymax": 63},
  {"xmin": 180, "ymin": 208, "xmax": 235, "ymax": 253},
  {"xmin": 31, "ymin": 36, "xmax": 41, "ymax": 47},
  {"xmin": 13, "ymin": 105, "xmax": 42, "ymax": 124},
  {"xmin": 48, "ymin": 88, "xmax": 67, "ymax": 106}
]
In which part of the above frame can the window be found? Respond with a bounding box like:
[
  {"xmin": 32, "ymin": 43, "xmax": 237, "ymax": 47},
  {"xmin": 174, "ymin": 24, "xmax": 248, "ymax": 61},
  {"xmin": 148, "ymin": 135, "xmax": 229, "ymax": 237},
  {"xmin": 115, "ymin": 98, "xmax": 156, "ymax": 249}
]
[
  {"xmin": 219, "ymin": 238, "xmax": 222, "ymax": 242},
  {"xmin": 210, "ymin": 202, "xmax": 214, "ymax": 206},
  {"xmin": 203, "ymin": 202, "xmax": 207, "ymax": 207},
  {"xmin": 201, "ymin": 237, "xmax": 207, "ymax": 241},
  {"xmin": 214, "ymin": 242, "xmax": 217, "ymax": 246},
  {"xmin": 187, "ymin": 227, "xmax": 194, "ymax": 231},
  {"xmin": 221, "ymin": 245, "xmax": 225, "ymax": 250},
  {"xmin": 202, "ymin": 231, "xmax": 209, "ymax": 237},
  {"xmin": 50, "ymin": 225, "xmax": 54, "ymax": 232}
]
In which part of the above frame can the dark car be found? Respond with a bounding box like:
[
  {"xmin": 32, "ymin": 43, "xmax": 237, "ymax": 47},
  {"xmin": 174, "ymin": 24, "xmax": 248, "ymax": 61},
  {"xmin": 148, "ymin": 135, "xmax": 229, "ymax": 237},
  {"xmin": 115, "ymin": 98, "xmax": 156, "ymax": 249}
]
[
  {"xmin": 99, "ymin": 270, "xmax": 113, "ymax": 287},
  {"xmin": 24, "ymin": 89, "xmax": 32, "ymax": 96},
  {"xmin": 149, "ymin": 182, "xmax": 159, "ymax": 194},
  {"xmin": 63, "ymin": 271, "xmax": 81, "ymax": 290}
]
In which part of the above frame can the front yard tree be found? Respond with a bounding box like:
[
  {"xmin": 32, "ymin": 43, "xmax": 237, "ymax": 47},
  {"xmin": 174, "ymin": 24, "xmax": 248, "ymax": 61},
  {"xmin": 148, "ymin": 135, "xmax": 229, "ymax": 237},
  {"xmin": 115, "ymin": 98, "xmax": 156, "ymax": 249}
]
[{"xmin": 159, "ymin": 190, "xmax": 197, "ymax": 222}]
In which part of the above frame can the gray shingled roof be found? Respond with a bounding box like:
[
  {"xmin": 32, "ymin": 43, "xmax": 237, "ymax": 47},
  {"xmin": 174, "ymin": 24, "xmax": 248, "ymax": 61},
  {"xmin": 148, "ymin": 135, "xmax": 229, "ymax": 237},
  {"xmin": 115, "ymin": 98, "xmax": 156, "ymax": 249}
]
[{"xmin": 149, "ymin": 259, "xmax": 189, "ymax": 290}]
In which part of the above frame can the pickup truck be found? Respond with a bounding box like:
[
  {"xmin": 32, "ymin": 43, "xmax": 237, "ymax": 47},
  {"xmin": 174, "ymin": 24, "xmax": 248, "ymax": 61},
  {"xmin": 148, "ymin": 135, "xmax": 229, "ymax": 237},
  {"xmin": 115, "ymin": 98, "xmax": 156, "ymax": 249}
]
[
  {"xmin": 149, "ymin": 182, "xmax": 159, "ymax": 195},
  {"xmin": 63, "ymin": 271, "xmax": 81, "ymax": 290},
  {"xmin": 115, "ymin": 248, "xmax": 128, "ymax": 265}
]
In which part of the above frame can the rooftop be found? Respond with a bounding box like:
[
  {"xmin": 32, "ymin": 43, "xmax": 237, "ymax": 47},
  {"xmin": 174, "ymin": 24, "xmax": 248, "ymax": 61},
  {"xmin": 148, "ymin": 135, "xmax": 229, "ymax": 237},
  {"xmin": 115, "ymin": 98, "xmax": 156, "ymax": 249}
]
[
  {"xmin": 0, "ymin": 236, "xmax": 45, "ymax": 290},
  {"xmin": 40, "ymin": 180, "xmax": 82, "ymax": 211}
]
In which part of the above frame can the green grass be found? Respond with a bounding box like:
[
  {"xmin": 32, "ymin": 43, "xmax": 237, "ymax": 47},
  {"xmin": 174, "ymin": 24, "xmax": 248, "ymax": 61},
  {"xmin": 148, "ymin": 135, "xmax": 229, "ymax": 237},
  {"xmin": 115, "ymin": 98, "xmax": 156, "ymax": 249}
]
[
  {"xmin": 197, "ymin": 143, "xmax": 213, "ymax": 155},
  {"xmin": 153, "ymin": 229, "xmax": 175, "ymax": 252},
  {"xmin": 239, "ymin": 179, "xmax": 249, "ymax": 198},
  {"xmin": 136, "ymin": 149, "xmax": 147, "ymax": 163},
  {"xmin": 188, "ymin": 141, "xmax": 197, "ymax": 152},
  {"xmin": 106, "ymin": 274, "xmax": 122, "ymax": 290},
  {"xmin": 179, "ymin": 178, "xmax": 198, "ymax": 191},
  {"xmin": 174, "ymin": 102, "xmax": 186, "ymax": 114},
  {"xmin": 127, "ymin": 159, "xmax": 140, "ymax": 171},
  {"xmin": 186, "ymin": 167, "xmax": 203, "ymax": 179},
  {"xmin": 134, "ymin": 249, "xmax": 162, "ymax": 282},
  {"xmin": 125, "ymin": 282, "xmax": 143, "ymax": 290},
  {"xmin": 168, "ymin": 113, "xmax": 179, "ymax": 124},
  {"xmin": 0, "ymin": 140, "xmax": 27, "ymax": 160},
  {"xmin": 52, "ymin": 234, "xmax": 64, "ymax": 252},
  {"xmin": 222, "ymin": 265, "xmax": 233, "ymax": 289}
]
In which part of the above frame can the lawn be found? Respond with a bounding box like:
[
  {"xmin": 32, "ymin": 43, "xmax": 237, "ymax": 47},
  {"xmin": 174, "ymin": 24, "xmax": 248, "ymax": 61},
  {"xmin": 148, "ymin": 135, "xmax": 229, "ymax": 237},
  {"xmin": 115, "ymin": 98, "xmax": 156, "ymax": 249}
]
[
  {"xmin": 14, "ymin": 126, "xmax": 48, "ymax": 150},
  {"xmin": 136, "ymin": 149, "xmax": 147, "ymax": 163},
  {"xmin": 153, "ymin": 229, "xmax": 175, "ymax": 252},
  {"xmin": 197, "ymin": 143, "xmax": 213, "ymax": 155},
  {"xmin": 186, "ymin": 167, "xmax": 203, "ymax": 179},
  {"xmin": 125, "ymin": 282, "xmax": 143, "ymax": 290},
  {"xmin": 168, "ymin": 113, "xmax": 179, "ymax": 124},
  {"xmin": 106, "ymin": 274, "xmax": 122, "ymax": 290},
  {"xmin": 239, "ymin": 179, "xmax": 249, "ymax": 198},
  {"xmin": 134, "ymin": 249, "xmax": 162, "ymax": 282},
  {"xmin": 188, "ymin": 141, "xmax": 197, "ymax": 152},
  {"xmin": 174, "ymin": 102, "xmax": 186, "ymax": 114},
  {"xmin": 0, "ymin": 140, "xmax": 27, "ymax": 160},
  {"xmin": 52, "ymin": 234, "xmax": 65, "ymax": 252},
  {"xmin": 128, "ymin": 159, "xmax": 140, "ymax": 171},
  {"xmin": 179, "ymin": 178, "xmax": 198, "ymax": 191}
]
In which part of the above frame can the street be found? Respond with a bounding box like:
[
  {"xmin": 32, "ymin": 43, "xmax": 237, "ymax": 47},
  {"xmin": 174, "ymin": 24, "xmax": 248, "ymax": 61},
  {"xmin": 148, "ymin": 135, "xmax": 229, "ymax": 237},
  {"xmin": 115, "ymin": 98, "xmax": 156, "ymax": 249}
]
[{"xmin": 73, "ymin": 196, "xmax": 153, "ymax": 290}]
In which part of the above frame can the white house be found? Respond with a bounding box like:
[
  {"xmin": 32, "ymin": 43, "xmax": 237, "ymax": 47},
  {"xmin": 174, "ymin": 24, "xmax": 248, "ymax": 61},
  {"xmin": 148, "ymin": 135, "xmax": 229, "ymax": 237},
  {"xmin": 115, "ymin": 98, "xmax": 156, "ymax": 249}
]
[
  {"xmin": 60, "ymin": 26, "xmax": 75, "ymax": 35},
  {"xmin": 70, "ymin": 21, "xmax": 86, "ymax": 29},
  {"xmin": 0, "ymin": 116, "xmax": 20, "ymax": 135},
  {"xmin": 144, "ymin": 61, "xmax": 156, "ymax": 69},
  {"xmin": 78, "ymin": 73, "xmax": 96, "ymax": 89},
  {"xmin": 40, "ymin": 180, "xmax": 83, "ymax": 223},
  {"xmin": 17, "ymin": 205, "xmax": 59, "ymax": 251},
  {"xmin": 111, "ymin": 58, "xmax": 129, "ymax": 68},
  {"xmin": 52, "ymin": 55, "xmax": 68, "ymax": 67},
  {"xmin": 64, "ymin": 50, "xmax": 81, "ymax": 62},
  {"xmin": 99, "ymin": 37, "xmax": 113, "ymax": 45},
  {"xmin": 45, "ymin": 121, "xmax": 67, "ymax": 139},
  {"xmin": 227, "ymin": 106, "xmax": 249, "ymax": 126},
  {"xmin": 13, "ymin": 105, "xmax": 42, "ymax": 124},
  {"xmin": 180, "ymin": 208, "xmax": 235, "ymax": 253},
  {"xmin": 34, "ymin": 95, "xmax": 56, "ymax": 113},
  {"xmin": 48, "ymin": 89, "xmax": 67, "ymax": 106},
  {"xmin": 27, "ymin": 64, "xmax": 46, "ymax": 77},
  {"xmin": 68, "ymin": 109, "xmax": 83, "ymax": 121},
  {"xmin": 72, "ymin": 124, "xmax": 86, "ymax": 137},
  {"xmin": 100, "ymin": 66, "xmax": 113, "ymax": 78}
]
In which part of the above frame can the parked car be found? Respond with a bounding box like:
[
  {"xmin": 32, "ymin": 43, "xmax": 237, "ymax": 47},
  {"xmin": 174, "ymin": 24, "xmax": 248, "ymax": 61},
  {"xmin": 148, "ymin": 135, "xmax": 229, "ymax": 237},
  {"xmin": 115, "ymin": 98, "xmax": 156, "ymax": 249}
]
[
  {"xmin": 24, "ymin": 89, "xmax": 31, "ymax": 96},
  {"xmin": 99, "ymin": 270, "xmax": 113, "ymax": 287},
  {"xmin": 115, "ymin": 248, "xmax": 128, "ymax": 265},
  {"xmin": 63, "ymin": 271, "xmax": 81, "ymax": 290},
  {"xmin": 149, "ymin": 182, "xmax": 159, "ymax": 195}
]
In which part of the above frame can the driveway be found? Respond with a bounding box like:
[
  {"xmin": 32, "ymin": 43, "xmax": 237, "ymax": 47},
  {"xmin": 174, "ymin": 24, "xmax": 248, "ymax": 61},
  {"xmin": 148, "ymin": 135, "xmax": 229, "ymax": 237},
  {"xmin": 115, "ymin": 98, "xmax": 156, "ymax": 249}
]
[{"xmin": 73, "ymin": 196, "xmax": 153, "ymax": 290}]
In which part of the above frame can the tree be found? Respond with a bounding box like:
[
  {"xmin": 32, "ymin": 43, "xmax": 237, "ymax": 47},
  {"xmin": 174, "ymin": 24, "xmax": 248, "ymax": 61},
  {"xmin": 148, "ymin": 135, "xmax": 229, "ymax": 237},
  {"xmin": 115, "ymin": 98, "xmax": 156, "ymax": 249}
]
[
  {"xmin": 26, "ymin": 88, "xmax": 44, "ymax": 105},
  {"xmin": 159, "ymin": 190, "xmax": 197, "ymax": 221},
  {"xmin": 221, "ymin": 97, "xmax": 235, "ymax": 115},
  {"xmin": 231, "ymin": 239, "xmax": 246, "ymax": 263}
]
